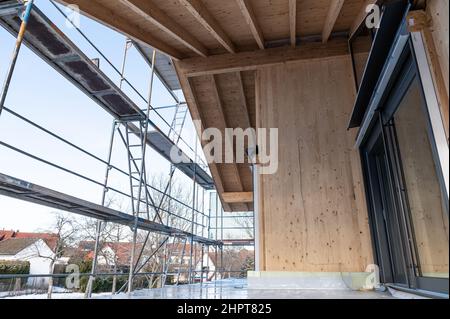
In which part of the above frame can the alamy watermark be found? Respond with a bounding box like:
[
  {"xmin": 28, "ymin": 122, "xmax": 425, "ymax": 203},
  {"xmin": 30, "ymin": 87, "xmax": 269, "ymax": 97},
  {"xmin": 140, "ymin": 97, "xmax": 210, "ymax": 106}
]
[
  {"xmin": 65, "ymin": 264, "xmax": 80, "ymax": 289},
  {"xmin": 170, "ymin": 120, "xmax": 279, "ymax": 175},
  {"xmin": 365, "ymin": 4, "xmax": 381, "ymax": 30}
]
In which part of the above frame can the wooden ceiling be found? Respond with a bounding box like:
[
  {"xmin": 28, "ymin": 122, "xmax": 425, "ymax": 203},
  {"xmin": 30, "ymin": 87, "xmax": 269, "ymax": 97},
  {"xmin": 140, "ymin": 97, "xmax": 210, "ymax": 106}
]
[{"xmin": 56, "ymin": 0, "xmax": 375, "ymax": 211}]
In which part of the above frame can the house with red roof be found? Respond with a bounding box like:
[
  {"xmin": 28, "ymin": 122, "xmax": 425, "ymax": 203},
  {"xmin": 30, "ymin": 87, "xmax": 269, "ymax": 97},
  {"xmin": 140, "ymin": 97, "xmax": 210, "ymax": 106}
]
[
  {"xmin": 78, "ymin": 241, "xmax": 144, "ymax": 272},
  {"xmin": 0, "ymin": 237, "xmax": 55, "ymax": 288},
  {"xmin": 0, "ymin": 230, "xmax": 59, "ymax": 252}
]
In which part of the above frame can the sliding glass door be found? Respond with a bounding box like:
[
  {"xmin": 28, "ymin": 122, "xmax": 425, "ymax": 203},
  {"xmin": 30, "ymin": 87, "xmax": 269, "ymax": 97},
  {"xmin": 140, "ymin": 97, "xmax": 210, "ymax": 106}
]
[{"xmin": 361, "ymin": 47, "xmax": 449, "ymax": 294}]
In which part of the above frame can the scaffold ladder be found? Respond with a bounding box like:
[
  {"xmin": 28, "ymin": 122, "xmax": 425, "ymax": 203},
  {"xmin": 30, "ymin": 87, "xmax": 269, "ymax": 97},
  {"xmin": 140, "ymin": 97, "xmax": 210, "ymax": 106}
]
[{"xmin": 125, "ymin": 122, "xmax": 151, "ymax": 220}]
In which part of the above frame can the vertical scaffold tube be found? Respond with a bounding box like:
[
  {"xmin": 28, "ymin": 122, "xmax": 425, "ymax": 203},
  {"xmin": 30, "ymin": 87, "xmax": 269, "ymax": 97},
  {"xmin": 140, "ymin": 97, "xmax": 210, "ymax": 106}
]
[
  {"xmin": 85, "ymin": 121, "xmax": 117, "ymax": 298},
  {"xmin": 0, "ymin": 0, "xmax": 34, "ymax": 118},
  {"xmin": 127, "ymin": 49, "xmax": 157, "ymax": 294}
]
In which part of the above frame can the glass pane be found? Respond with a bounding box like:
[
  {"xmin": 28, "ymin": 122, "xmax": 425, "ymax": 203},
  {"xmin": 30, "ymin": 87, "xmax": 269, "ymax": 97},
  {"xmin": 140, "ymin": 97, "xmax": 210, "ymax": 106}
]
[{"xmin": 395, "ymin": 79, "xmax": 449, "ymax": 279}]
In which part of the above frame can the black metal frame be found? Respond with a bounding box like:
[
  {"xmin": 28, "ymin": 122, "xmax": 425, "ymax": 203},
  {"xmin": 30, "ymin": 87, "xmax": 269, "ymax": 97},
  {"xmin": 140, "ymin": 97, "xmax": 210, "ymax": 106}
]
[{"xmin": 360, "ymin": 43, "xmax": 449, "ymax": 295}]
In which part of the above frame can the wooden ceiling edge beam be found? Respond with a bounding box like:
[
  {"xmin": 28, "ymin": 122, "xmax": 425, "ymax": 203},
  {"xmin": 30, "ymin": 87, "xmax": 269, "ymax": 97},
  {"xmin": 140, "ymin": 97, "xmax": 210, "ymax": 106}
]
[
  {"xmin": 119, "ymin": 0, "xmax": 208, "ymax": 57},
  {"xmin": 222, "ymin": 192, "xmax": 253, "ymax": 204},
  {"xmin": 173, "ymin": 62, "xmax": 232, "ymax": 212},
  {"xmin": 210, "ymin": 75, "xmax": 249, "ymax": 211},
  {"xmin": 322, "ymin": 0, "xmax": 346, "ymax": 43},
  {"xmin": 349, "ymin": 0, "xmax": 378, "ymax": 39},
  {"xmin": 235, "ymin": 0, "xmax": 265, "ymax": 50},
  {"xmin": 235, "ymin": 71, "xmax": 253, "ymax": 208},
  {"xmin": 235, "ymin": 72, "xmax": 252, "ymax": 129},
  {"xmin": 55, "ymin": 0, "xmax": 183, "ymax": 60},
  {"xmin": 177, "ymin": 38, "xmax": 349, "ymax": 77},
  {"xmin": 178, "ymin": 0, "xmax": 236, "ymax": 54},
  {"xmin": 289, "ymin": 0, "xmax": 297, "ymax": 48}
]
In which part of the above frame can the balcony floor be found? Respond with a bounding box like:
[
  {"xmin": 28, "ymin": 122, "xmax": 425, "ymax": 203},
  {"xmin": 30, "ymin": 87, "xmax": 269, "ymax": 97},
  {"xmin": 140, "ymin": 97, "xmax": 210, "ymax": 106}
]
[{"xmin": 104, "ymin": 279, "xmax": 394, "ymax": 299}]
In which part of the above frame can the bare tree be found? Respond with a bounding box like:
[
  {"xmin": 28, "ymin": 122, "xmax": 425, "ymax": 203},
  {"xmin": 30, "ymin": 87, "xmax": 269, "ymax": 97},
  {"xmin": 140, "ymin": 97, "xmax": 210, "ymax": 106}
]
[
  {"xmin": 108, "ymin": 223, "xmax": 129, "ymax": 293},
  {"xmin": 132, "ymin": 173, "xmax": 201, "ymax": 288},
  {"xmin": 76, "ymin": 173, "xmax": 204, "ymax": 291},
  {"xmin": 233, "ymin": 215, "xmax": 254, "ymax": 238},
  {"xmin": 77, "ymin": 195, "xmax": 130, "ymax": 293}
]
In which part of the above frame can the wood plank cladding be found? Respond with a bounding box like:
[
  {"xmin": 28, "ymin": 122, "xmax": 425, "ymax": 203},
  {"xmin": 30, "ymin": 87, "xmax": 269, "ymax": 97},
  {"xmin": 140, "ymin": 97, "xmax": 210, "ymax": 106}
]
[
  {"xmin": 256, "ymin": 56, "xmax": 373, "ymax": 271},
  {"xmin": 427, "ymin": 0, "xmax": 449, "ymax": 96}
]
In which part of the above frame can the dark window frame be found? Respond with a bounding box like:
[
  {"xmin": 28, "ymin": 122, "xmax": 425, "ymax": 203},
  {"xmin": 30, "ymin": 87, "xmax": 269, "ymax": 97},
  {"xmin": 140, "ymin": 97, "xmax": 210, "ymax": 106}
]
[{"xmin": 360, "ymin": 42, "xmax": 449, "ymax": 295}]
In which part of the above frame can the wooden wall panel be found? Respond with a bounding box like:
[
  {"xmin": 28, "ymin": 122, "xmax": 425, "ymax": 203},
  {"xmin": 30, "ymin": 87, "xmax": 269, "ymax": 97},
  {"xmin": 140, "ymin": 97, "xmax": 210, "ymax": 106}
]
[
  {"xmin": 256, "ymin": 56, "xmax": 373, "ymax": 272},
  {"xmin": 427, "ymin": 0, "xmax": 449, "ymax": 97}
]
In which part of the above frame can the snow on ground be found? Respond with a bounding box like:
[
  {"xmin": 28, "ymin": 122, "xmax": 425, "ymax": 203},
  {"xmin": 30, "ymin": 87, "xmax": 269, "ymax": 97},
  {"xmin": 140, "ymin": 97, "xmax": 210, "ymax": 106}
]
[
  {"xmin": 3, "ymin": 291, "xmax": 113, "ymax": 299},
  {"xmin": 2, "ymin": 279, "xmax": 395, "ymax": 299},
  {"xmin": 1, "ymin": 286, "xmax": 112, "ymax": 299}
]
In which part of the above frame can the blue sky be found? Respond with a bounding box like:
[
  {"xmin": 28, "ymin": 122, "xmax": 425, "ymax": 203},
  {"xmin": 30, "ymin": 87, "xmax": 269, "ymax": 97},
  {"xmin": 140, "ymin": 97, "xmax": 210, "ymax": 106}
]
[{"xmin": 0, "ymin": 0, "xmax": 209, "ymax": 232}]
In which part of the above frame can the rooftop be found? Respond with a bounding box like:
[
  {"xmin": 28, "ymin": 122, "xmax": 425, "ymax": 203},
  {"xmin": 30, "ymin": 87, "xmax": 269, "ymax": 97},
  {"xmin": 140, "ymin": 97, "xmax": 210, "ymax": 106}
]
[
  {"xmin": 0, "ymin": 230, "xmax": 59, "ymax": 251},
  {"xmin": 0, "ymin": 238, "xmax": 40, "ymax": 255}
]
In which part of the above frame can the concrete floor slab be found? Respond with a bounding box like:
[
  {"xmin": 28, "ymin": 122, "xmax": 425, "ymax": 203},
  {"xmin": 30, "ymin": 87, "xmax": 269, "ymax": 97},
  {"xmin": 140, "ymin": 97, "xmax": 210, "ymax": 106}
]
[{"xmin": 102, "ymin": 279, "xmax": 394, "ymax": 299}]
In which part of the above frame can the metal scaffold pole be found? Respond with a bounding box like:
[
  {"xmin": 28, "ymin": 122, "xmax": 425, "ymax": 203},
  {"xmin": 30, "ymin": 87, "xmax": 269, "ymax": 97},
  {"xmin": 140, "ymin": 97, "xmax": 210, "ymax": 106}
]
[
  {"xmin": 0, "ymin": 0, "xmax": 34, "ymax": 118},
  {"xmin": 215, "ymin": 192, "xmax": 219, "ymax": 281},
  {"xmin": 206, "ymin": 191, "xmax": 212, "ymax": 282},
  {"xmin": 220, "ymin": 204, "xmax": 224, "ymax": 279},
  {"xmin": 127, "ymin": 49, "xmax": 157, "ymax": 294},
  {"xmin": 200, "ymin": 188, "xmax": 205, "ymax": 283},
  {"xmin": 188, "ymin": 140, "xmax": 198, "ymax": 284},
  {"xmin": 84, "ymin": 120, "xmax": 117, "ymax": 298},
  {"xmin": 85, "ymin": 38, "xmax": 132, "ymax": 298}
]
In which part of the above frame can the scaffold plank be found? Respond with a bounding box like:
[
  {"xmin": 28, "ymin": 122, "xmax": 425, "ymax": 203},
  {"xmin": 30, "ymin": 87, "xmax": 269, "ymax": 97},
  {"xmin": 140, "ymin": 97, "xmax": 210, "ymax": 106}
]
[
  {"xmin": 0, "ymin": 3, "xmax": 143, "ymax": 120},
  {"xmin": 133, "ymin": 40, "xmax": 181, "ymax": 91},
  {"xmin": 0, "ymin": 172, "xmax": 220, "ymax": 246},
  {"xmin": 0, "ymin": 3, "xmax": 214, "ymax": 190}
]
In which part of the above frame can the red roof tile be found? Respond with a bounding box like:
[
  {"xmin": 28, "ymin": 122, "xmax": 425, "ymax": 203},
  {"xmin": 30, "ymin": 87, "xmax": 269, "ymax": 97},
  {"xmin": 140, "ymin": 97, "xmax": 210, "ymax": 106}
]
[{"xmin": 0, "ymin": 230, "xmax": 59, "ymax": 252}]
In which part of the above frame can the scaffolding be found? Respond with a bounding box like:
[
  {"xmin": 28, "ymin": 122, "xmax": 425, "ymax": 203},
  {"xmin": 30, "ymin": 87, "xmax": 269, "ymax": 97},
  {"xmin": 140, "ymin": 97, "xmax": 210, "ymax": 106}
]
[{"xmin": 0, "ymin": 0, "xmax": 254, "ymax": 297}]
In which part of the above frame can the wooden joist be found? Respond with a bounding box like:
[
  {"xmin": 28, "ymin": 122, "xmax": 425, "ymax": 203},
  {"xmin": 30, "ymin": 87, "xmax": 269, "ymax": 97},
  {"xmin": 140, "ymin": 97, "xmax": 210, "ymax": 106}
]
[
  {"xmin": 236, "ymin": 0, "xmax": 265, "ymax": 50},
  {"xmin": 174, "ymin": 63, "xmax": 232, "ymax": 212},
  {"xmin": 235, "ymin": 72, "xmax": 252, "ymax": 129},
  {"xmin": 55, "ymin": 0, "xmax": 183, "ymax": 60},
  {"xmin": 322, "ymin": 0, "xmax": 345, "ymax": 43},
  {"xmin": 222, "ymin": 192, "xmax": 253, "ymax": 204},
  {"xmin": 289, "ymin": 0, "xmax": 297, "ymax": 48},
  {"xmin": 176, "ymin": 38, "xmax": 349, "ymax": 77},
  {"xmin": 178, "ymin": 0, "xmax": 236, "ymax": 54},
  {"xmin": 210, "ymin": 74, "xmax": 249, "ymax": 211},
  {"xmin": 119, "ymin": 0, "xmax": 208, "ymax": 57}
]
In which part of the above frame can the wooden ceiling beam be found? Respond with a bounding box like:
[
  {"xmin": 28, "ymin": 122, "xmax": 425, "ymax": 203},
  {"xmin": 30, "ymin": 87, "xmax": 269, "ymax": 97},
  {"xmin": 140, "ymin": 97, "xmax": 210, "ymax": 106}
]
[
  {"xmin": 173, "ymin": 63, "xmax": 232, "ymax": 212},
  {"xmin": 177, "ymin": 38, "xmax": 349, "ymax": 77},
  {"xmin": 322, "ymin": 0, "xmax": 346, "ymax": 43},
  {"xmin": 349, "ymin": 0, "xmax": 378, "ymax": 38},
  {"xmin": 55, "ymin": 0, "xmax": 183, "ymax": 60},
  {"xmin": 178, "ymin": 0, "xmax": 236, "ymax": 54},
  {"xmin": 235, "ymin": 72, "xmax": 252, "ymax": 129},
  {"xmin": 222, "ymin": 192, "xmax": 253, "ymax": 204},
  {"xmin": 289, "ymin": 0, "xmax": 297, "ymax": 48},
  {"xmin": 236, "ymin": 0, "xmax": 265, "ymax": 50},
  {"xmin": 210, "ymin": 74, "xmax": 249, "ymax": 211},
  {"xmin": 119, "ymin": 0, "xmax": 208, "ymax": 57}
]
